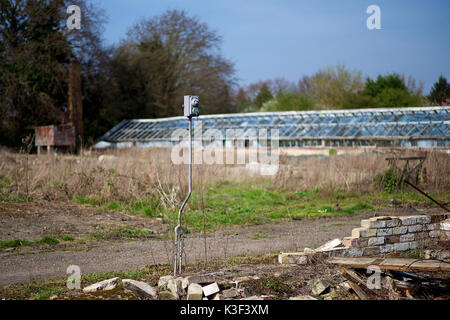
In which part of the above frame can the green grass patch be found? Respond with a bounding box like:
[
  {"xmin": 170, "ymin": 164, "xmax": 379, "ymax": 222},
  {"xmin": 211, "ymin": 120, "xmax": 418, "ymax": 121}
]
[
  {"xmin": 88, "ymin": 226, "xmax": 153, "ymax": 241},
  {"xmin": 245, "ymin": 276, "xmax": 295, "ymax": 298},
  {"xmin": 0, "ymin": 239, "xmax": 33, "ymax": 250},
  {"xmin": 73, "ymin": 195, "xmax": 161, "ymax": 218},
  {"xmin": 23, "ymin": 284, "xmax": 68, "ymax": 300},
  {"xmin": 37, "ymin": 236, "xmax": 60, "ymax": 245},
  {"xmin": 73, "ymin": 182, "xmax": 450, "ymax": 232}
]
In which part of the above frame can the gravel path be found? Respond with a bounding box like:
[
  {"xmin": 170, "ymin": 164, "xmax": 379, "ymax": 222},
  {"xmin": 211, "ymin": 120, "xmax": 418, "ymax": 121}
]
[
  {"xmin": 0, "ymin": 213, "xmax": 372, "ymax": 286},
  {"xmin": 2, "ymin": 200, "xmax": 437, "ymax": 287}
]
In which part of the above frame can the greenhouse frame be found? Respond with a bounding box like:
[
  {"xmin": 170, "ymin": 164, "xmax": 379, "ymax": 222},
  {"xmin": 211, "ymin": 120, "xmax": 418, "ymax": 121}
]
[{"xmin": 96, "ymin": 106, "xmax": 450, "ymax": 149}]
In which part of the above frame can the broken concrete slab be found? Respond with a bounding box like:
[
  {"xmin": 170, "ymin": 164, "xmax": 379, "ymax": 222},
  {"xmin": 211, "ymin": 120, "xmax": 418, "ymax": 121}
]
[
  {"xmin": 202, "ymin": 282, "xmax": 220, "ymax": 297},
  {"xmin": 316, "ymin": 238, "xmax": 343, "ymax": 252},
  {"xmin": 278, "ymin": 252, "xmax": 309, "ymax": 264},
  {"xmin": 82, "ymin": 277, "xmax": 121, "ymax": 293},
  {"xmin": 310, "ymin": 279, "xmax": 330, "ymax": 296},
  {"xmin": 182, "ymin": 274, "xmax": 216, "ymax": 289},
  {"xmin": 122, "ymin": 279, "xmax": 157, "ymax": 299}
]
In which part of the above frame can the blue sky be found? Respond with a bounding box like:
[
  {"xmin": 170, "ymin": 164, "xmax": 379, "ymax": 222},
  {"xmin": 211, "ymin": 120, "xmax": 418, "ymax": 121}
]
[{"xmin": 94, "ymin": 0, "xmax": 450, "ymax": 93}]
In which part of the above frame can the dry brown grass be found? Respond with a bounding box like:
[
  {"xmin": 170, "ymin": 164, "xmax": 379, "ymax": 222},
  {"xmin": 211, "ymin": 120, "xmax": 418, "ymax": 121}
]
[
  {"xmin": 274, "ymin": 149, "xmax": 450, "ymax": 192},
  {"xmin": 0, "ymin": 147, "xmax": 448, "ymax": 204}
]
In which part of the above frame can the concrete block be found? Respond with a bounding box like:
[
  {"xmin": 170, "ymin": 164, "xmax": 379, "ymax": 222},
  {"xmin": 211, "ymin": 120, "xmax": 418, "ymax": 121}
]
[
  {"xmin": 408, "ymin": 225, "xmax": 423, "ymax": 233},
  {"xmin": 392, "ymin": 226, "xmax": 408, "ymax": 235},
  {"xmin": 361, "ymin": 219, "xmax": 385, "ymax": 229},
  {"xmin": 278, "ymin": 252, "xmax": 309, "ymax": 265},
  {"xmin": 342, "ymin": 237, "xmax": 368, "ymax": 248},
  {"xmin": 441, "ymin": 219, "xmax": 450, "ymax": 231},
  {"xmin": 425, "ymin": 223, "xmax": 439, "ymax": 231},
  {"xmin": 409, "ymin": 241, "xmax": 420, "ymax": 250},
  {"xmin": 352, "ymin": 227, "xmax": 376, "ymax": 238},
  {"xmin": 316, "ymin": 238, "xmax": 343, "ymax": 251},
  {"xmin": 399, "ymin": 216, "xmax": 417, "ymax": 226},
  {"xmin": 310, "ymin": 279, "xmax": 330, "ymax": 296},
  {"xmin": 394, "ymin": 242, "xmax": 410, "ymax": 252},
  {"xmin": 380, "ymin": 244, "xmax": 394, "ymax": 254},
  {"xmin": 429, "ymin": 230, "xmax": 440, "ymax": 238},
  {"xmin": 187, "ymin": 283, "xmax": 203, "ymax": 300},
  {"xmin": 346, "ymin": 248, "xmax": 364, "ymax": 257},
  {"xmin": 182, "ymin": 274, "xmax": 216, "ymax": 289},
  {"xmin": 368, "ymin": 237, "xmax": 385, "ymax": 246},
  {"xmin": 202, "ymin": 283, "xmax": 220, "ymax": 297},
  {"xmin": 400, "ymin": 233, "xmax": 415, "ymax": 242},
  {"xmin": 415, "ymin": 215, "xmax": 431, "ymax": 224},
  {"xmin": 385, "ymin": 218, "xmax": 401, "ymax": 227},
  {"xmin": 363, "ymin": 246, "xmax": 380, "ymax": 256},
  {"xmin": 377, "ymin": 228, "xmax": 393, "ymax": 236}
]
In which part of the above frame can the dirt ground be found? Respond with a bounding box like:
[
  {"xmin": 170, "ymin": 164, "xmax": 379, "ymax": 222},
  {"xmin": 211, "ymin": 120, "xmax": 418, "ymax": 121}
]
[{"xmin": 0, "ymin": 200, "xmax": 446, "ymax": 287}]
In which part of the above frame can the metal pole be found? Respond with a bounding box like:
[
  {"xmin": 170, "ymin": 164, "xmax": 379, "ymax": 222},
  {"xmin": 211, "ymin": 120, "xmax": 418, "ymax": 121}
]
[{"xmin": 174, "ymin": 116, "xmax": 193, "ymax": 276}]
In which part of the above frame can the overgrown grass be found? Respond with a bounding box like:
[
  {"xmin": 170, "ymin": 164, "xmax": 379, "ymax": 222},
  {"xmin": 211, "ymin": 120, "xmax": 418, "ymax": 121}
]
[{"xmin": 71, "ymin": 182, "xmax": 450, "ymax": 232}]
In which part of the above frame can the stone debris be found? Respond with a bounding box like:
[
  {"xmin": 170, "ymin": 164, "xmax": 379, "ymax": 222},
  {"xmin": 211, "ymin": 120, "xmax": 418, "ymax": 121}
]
[
  {"xmin": 222, "ymin": 288, "xmax": 240, "ymax": 299},
  {"xmin": 316, "ymin": 238, "xmax": 343, "ymax": 252},
  {"xmin": 187, "ymin": 283, "xmax": 203, "ymax": 300},
  {"xmin": 310, "ymin": 279, "xmax": 330, "ymax": 296},
  {"xmin": 182, "ymin": 274, "xmax": 216, "ymax": 289},
  {"xmin": 82, "ymin": 277, "xmax": 121, "ymax": 293},
  {"xmin": 158, "ymin": 290, "xmax": 177, "ymax": 300},
  {"xmin": 158, "ymin": 275, "xmax": 173, "ymax": 289},
  {"xmin": 122, "ymin": 279, "xmax": 157, "ymax": 299},
  {"xmin": 167, "ymin": 279, "xmax": 181, "ymax": 300},
  {"xmin": 202, "ymin": 282, "xmax": 220, "ymax": 297}
]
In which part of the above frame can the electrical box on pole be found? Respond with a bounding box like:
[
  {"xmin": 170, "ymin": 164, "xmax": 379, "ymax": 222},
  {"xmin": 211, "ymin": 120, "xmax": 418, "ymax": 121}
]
[
  {"xmin": 184, "ymin": 95, "xmax": 200, "ymax": 118},
  {"xmin": 174, "ymin": 95, "xmax": 200, "ymax": 276}
]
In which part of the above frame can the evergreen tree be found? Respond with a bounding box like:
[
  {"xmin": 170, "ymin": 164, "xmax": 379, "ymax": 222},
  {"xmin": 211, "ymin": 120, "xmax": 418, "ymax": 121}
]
[
  {"xmin": 429, "ymin": 75, "xmax": 450, "ymax": 105},
  {"xmin": 254, "ymin": 83, "xmax": 273, "ymax": 108}
]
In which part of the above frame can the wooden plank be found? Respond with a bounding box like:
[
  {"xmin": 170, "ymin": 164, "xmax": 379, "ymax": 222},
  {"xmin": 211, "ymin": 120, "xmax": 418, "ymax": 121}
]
[
  {"xmin": 327, "ymin": 257, "xmax": 450, "ymax": 272},
  {"xmin": 347, "ymin": 281, "xmax": 369, "ymax": 300},
  {"xmin": 340, "ymin": 268, "xmax": 376, "ymax": 298}
]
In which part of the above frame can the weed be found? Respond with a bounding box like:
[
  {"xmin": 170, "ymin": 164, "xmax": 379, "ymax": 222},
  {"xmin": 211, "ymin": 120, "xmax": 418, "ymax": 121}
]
[{"xmin": 245, "ymin": 276, "xmax": 295, "ymax": 298}]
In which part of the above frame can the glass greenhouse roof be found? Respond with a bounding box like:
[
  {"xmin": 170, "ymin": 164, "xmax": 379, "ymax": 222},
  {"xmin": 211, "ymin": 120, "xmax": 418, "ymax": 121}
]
[{"xmin": 99, "ymin": 107, "xmax": 450, "ymax": 142}]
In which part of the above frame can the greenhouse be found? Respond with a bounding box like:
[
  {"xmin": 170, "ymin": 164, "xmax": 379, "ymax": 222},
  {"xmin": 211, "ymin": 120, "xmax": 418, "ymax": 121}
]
[{"xmin": 95, "ymin": 106, "xmax": 450, "ymax": 149}]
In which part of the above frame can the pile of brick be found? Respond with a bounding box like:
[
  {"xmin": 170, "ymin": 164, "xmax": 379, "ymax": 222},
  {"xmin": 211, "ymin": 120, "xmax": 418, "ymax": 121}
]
[{"xmin": 279, "ymin": 214, "xmax": 449, "ymax": 264}]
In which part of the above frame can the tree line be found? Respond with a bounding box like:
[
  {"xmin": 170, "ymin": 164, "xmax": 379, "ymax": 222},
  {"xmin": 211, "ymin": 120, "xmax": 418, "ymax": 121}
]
[
  {"xmin": 0, "ymin": 1, "xmax": 449, "ymax": 149},
  {"xmin": 236, "ymin": 66, "xmax": 450, "ymax": 113}
]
